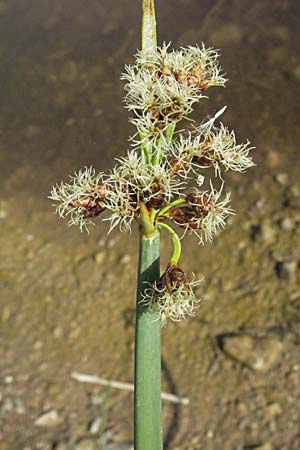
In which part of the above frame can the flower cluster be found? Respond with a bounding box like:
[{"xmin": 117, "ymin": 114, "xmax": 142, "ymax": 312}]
[
  {"xmin": 50, "ymin": 40, "xmax": 253, "ymax": 325},
  {"xmin": 167, "ymin": 185, "xmax": 233, "ymax": 243},
  {"xmin": 169, "ymin": 120, "xmax": 254, "ymax": 179},
  {"xmin": 49, "ymin": 167, "xmax": 107, "ymax": 231},
  {"xmin": 122, "ymin": 43, "xmax": 226, "ymax": 139},
  {"xmin": 143, "ymin": 264, "xmax": 201, "ymax": 326},
  {"xmin": 50, "ymin": 150, "xmax": 185, "ymax": 233}
]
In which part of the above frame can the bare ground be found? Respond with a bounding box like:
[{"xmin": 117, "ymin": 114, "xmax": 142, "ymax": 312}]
[{"xmin": 0, "ymin": 1, "xmax": 300, "ymax": 449}]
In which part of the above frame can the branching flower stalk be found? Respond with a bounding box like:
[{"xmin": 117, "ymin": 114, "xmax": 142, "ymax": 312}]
[{"xmin": 49, "ymin": 0, "xmax": 254, "ymax": 448}]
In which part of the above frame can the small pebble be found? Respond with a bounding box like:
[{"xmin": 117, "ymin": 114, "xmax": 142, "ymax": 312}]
[
  {"xmin": 265, "ymin": 402, "xmax": 282, "ymax": 417},
  {"xmin": 4, "ymin": 375, "xmax": 13, "ymax": 384},
  {"xmin": 120, "ymin": 254, "xmax": 131, "ymax": 264},
  {"xmin": 88, "ymin": 417, "xmax": 102, "ymax": 435},
  {"xmin": 52, "ymin": 326, "xmax": 63, "ymax": 339},
  {"xmin": 274, "ymin": 172, "xmax": 288, "ymax": 186},
  {"xmin": 267, "ymin": 149, "xmax": 280, "ymax": 168},
  {"xmin": 15, "ymin": 400, "xmax": 26, "ymax": 414},
  {"xmin": 95, "ymin": 250, "xmax": 106, "ymax": 265},
  {"xmin": 260, "ymin": 221, "xmax": 276, "ymax": 244},
  {"xmin": 0, "ymin": 209, "xmax": 8, "ymax": 219},
  {"xmin": 206, "ymin": 430, "xmax": 214, "ymax": 439},
  {"xmin": 220, "ymin": 334, "xmax": 283, "ymax": 372},
  {"xmin": 107, "ymin": 238, "xmax": 116, "ymax": 249},
  {"xmin": 279, "ymin": 217, "xmax": 295, "ymax": 231},
  {"xmin": 274, "ymin": 260, "xmax": 298, "ymax": 280},
  {"xmin": 33, "ymin": 340, "xmax": 43, "ymax": 350},
  {"xmin": 236, "ymin": 401, "xmax": 247, "ymax": 414},
  {"xmin": 1, "ymin": 398, "xmax": 14, "ymax": 412},
  {"xmin": 35, "ymin": 409, "xmax": 63, "ymax": 427}
]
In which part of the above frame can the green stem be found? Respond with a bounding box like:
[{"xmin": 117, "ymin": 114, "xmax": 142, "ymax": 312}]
[
  {"xmin": 135, "ymin": 3, "xmax": 163, "ymax": 448},
  {"xmin": 135, "ymin": 232, "xmax": 163, "ymax": 450},
  {"xmin": 139, "ymin": 202, "xmax": 156, "ymax": 237},
  {"xmin": 140, "ymin": 132, "xmax": 151, "ymax": 165},
  {"xmin": 157, "ymin": 222, "xmax": 181, "ymax": 265},
  {"xmin": 151, "ymin": 144, "xmax": 160, "ymax": 166},
  {"xmin": 166, "ymin": 122, "xmax": 176, "ymax": 143},
  {"xmin": 142, "ymin": 145, "xmax": 151, "ymax": 165},
  {"xmin": 149, "ymin": 207, "xmax": 157, "ymax": 225},
  {"xmin": 157, "ymin": 197, "xmax": 186, "ymax": 217}
]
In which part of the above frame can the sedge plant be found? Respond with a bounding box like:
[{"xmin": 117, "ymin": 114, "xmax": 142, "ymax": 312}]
[{"xmin": 49, "ymin": 1, "xmax": 253, "ymax": 448}]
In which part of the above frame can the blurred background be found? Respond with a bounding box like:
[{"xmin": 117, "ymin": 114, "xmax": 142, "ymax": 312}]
[{"xmin": 0, "ymin": 0, "xmax": 300, "ymax": 449}]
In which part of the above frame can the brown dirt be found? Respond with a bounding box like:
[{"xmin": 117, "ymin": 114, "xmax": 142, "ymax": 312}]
[{"xmin": 0, "ymin": 1, "xmax": 300, "ymax": 449}]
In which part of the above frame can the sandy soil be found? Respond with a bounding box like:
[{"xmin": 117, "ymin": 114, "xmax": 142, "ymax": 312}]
[{"xmin": 0, "ymin": 0, "xmax": 300, "ymax": 449}]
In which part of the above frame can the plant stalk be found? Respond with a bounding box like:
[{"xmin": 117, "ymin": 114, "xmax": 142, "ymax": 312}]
[
  {"xmin": 134, "ymin": 231, "xmax": 163, "ymax": 450},
  {"xmin": 134, "ymin": 2, "xmax": 163, "ymax": 448},
  {"xmin": 157, "ymin": 222, "xmax": 181, "ymax": 265},
  {"xmin": 142, "ymin": 0, "xmax": 157, "ymax": 54}
]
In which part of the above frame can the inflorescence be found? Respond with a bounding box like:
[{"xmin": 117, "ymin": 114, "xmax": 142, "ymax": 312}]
[
  {"xmin": 143, "ymin": 264, "xmax": 202, "ymax": 327},
  {"xmin": 50, "ymin": 41, "xmax": 254, "ymax": 325}
]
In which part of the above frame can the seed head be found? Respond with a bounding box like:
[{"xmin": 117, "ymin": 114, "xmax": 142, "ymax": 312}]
[
  {"xmin": 49, "ymin": 166, "xmax": 107, "ymax": 231},
  {"xmin": 160, "ymin": 43, "xmax": 227, "ymax": 90},
  {"xmin": 167, "ymin": 111, "xmax": 254, "ymax": 180},
  {"xmin": 143, "ymin": 263, "xmax": 201, "ymax": 326},
  {"xmin": 103, "ymin": 150, "xmax": 185, "ymax": 232},
  {"xmin": 122, "ymin": 43, "xmax": 226, "ymax": 140},
  {"xmin": 191, "ymin": 123, "xmax": 255, "ymax": 177},
  {"xmin": 168, "ymin": 183, "xmax": 233, "ymax": 243}
]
